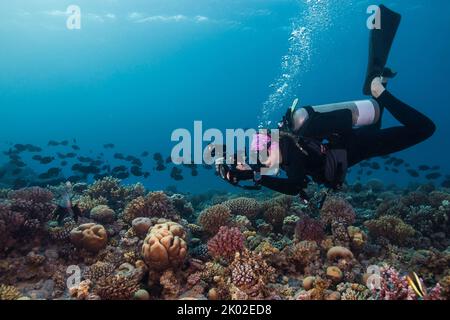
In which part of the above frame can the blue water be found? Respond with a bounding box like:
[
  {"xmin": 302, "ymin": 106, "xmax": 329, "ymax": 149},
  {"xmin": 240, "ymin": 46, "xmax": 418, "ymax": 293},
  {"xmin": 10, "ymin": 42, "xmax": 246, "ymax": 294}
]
[{"xmin": 1, "ymin": 0, "xmax": 449, "ymax": 193}]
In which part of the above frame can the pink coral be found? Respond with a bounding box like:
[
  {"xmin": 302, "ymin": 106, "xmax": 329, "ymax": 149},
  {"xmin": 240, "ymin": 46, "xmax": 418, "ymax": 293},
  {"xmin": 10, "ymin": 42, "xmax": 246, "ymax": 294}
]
[
  {"xmin": 372, "ymin": 266, "xmax": 416, "ymax": 300},
  {"xmin": 295, "ymin": 216, "xmax": 325, "ymax": 242},
  {"xmin": 208, "ymin": 226, "xmax": 245, "ymax": 261}
]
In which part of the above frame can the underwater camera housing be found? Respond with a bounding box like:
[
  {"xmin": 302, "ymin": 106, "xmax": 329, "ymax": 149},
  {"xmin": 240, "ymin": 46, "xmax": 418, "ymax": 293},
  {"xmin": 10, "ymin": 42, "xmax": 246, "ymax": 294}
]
[{"xmin": 207, "ymin": 144, "xmax": 264, "ymax": 190}]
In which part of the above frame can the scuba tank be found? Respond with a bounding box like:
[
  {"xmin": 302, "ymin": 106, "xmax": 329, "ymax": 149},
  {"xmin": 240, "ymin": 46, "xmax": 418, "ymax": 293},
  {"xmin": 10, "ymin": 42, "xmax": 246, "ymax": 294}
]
[{"xmin": 290, "ymin": 99, "xmax": 381, "ymax": 133}]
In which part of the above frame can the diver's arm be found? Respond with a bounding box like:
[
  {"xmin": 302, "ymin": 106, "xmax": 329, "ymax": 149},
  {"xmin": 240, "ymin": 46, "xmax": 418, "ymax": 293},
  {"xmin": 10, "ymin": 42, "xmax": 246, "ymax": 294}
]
[
  {"xmin": 302, "ymin": 109, "xmax": 353, "ymax": 138},
  {"xmin": 259, "ymin": 176, "xmax": 303, "ymax": 195}
]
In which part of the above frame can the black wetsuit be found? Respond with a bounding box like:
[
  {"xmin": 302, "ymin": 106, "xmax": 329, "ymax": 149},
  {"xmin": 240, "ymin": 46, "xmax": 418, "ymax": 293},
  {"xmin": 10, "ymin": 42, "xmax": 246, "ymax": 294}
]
[{"xmin": 260, "ymin": 90, "xmax": 436, "ymax": 195}]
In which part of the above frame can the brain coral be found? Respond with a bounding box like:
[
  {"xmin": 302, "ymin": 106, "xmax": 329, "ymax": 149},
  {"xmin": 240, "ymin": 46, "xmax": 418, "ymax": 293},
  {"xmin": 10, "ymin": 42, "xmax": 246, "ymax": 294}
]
[
  {"xmin": 198, "ymin": 204, "xmax": 231, "ymax": 235},
  {"xmin": 207, "ymin": 226, "xmax": 245, "ymax": 261},
  {"xmin": 70, "ymin": 223, "xmax": 108, "ymax": 253},
  {"xmin": 123, "ymin": 191, "xmax": 178, "ymax": 223},
  {"xmin": 364, "ymin": 215, "xmax": 416, "ymax": 246},
  {"xmin": 142, "ymin": 221, "xmax": 188, "ymax": 270},
  {"xmin": 222, "ymin": 197, "xmax": 261, "ymax": 218}
]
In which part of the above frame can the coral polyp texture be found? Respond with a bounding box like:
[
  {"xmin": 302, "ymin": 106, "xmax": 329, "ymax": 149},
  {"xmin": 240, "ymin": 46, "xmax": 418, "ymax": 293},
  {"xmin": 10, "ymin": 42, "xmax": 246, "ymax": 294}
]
[{"xmin": 0, "ymin": 179, "xmax": 448, "ymax": 300}]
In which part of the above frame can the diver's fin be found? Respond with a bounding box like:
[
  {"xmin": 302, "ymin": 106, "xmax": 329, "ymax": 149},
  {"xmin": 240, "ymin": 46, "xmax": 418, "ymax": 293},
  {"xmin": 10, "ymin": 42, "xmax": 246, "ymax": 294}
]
[{"xmin": 363, "ymin": 5, "xmax": 402, "ymax": 95}]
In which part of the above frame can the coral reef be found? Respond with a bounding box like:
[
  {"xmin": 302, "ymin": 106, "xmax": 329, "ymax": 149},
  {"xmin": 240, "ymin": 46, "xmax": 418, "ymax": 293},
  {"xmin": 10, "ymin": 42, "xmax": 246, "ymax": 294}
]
[{"xmin": 0, "ymin": 179, "xmax": 448, "ymax": 300}]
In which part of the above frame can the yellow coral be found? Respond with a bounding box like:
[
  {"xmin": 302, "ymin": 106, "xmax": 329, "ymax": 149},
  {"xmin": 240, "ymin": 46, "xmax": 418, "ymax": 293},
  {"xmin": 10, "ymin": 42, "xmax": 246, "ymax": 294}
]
[{"xmin": 0, "ymin": 284, "xmax": 22, "ymax": 300}]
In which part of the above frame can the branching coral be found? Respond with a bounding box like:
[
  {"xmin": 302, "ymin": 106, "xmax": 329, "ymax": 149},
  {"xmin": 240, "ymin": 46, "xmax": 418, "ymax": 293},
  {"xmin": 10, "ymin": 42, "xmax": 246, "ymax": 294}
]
[
  {"xmin": 263, "ymin": 205, "xmax": 286, "ymax": 229},
  {"xmin": 207, "ymin": 226, "xmax": 245, "ymax": 261},
  {"xmin": 84, "ymin": 261, "xmax": 116, "ymax": 283},
  {"xmin": 287, "ymin": 241, "xmax": 321, "ymax": 274},
  {"xmin": 198, "ymin": 204, "xmax": 231, "ymax": 235},
  {"xmin": 0, "ymin": 284, "xmax": 22, "ymax": 300},
  {"xmin": 371, "ymin": 266, "xmax": 416, "ymax": 300},
  {"xmin": 8, "ymin": 187, "xmax": 55, "ymax": 223},
  {"xmin": 84, "ymin": 177, "xmax": 145, "ymax": 211},
  {"xmin": 229, "ymin": 250, "xmax": 275, "ymax": 300},
  {"xmin": 295, "ymin": 216, "xmax": 325, "ymax": 242},
  {"xmin": 142, "ymin": 221, "xmax": 187, "ymax": 270},
  {"xmin": 365, "ymin": 215, "xmax": 416, "ymax": 246},
  {"xmin": 123, "ymin": 191, "xmax": 178, "ymax": 223},
  {"xmin": 159, "ymin": 270, "xmax": 181, "ymax": 299},
  {"xmin": 337, "ymin": 283, "xmax": 371, "ymax": 300},
  {"xmin": 222, "ymin": 197, "xmax": 261, "ymax": 218},
  {"xmin": 93, "ymin": 274, "xmax": 141, "ymax": 300}
]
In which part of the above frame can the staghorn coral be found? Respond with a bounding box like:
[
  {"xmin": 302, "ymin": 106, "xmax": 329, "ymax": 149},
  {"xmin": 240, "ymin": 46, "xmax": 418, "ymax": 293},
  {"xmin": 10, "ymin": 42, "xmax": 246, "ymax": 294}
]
[
  {"xmin": 207, "ymin": 226, "xmax": 245, "ymax": 261},
  {"xmin": 0, "ymin": 284, "xmax": 22, "ymax": 300},
  {"xmin": 142, "ymin": 221, "xmax": 187, "ymax": 270},
  {"xmin": 221, "ymin": 197, "xmax": 261, "ymax": 218},
  {"xmin": 229, "ymin": 250, "xmax": 275, "ymax": 300},
  {"xmin": 365, "ymin": 215, "xmax": 416, "ymax": 246},
  {"xmin": 90, "ymin": 205, "xmax": 115, "ymax": 224},
  {"xmin": 123, "ymin": 191, "xmax": 178, "ymax": 223},
  {"xmin": 70, "ymin": 223, "xmax": 108, "ymax": 253},
  {"xmin": 198, "ymin": 204, "xmax": 231, "ymax": 235},
  {"xmin": 295, "ymin": 215, "xmax": 325, "ymax": 242}
]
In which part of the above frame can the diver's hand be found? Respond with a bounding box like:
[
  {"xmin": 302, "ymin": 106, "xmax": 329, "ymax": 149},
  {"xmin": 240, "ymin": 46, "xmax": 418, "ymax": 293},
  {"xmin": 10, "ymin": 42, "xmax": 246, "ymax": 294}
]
[{"xmin": 371, "ymin": 77, "xmax": 386, "ymax": 98}]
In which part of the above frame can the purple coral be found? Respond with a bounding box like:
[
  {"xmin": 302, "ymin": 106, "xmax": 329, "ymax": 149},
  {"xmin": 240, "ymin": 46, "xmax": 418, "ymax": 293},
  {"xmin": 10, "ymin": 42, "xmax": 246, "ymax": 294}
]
[
  {"xmin": 372, "ymin": 266, "xmax": 416, "ymax": 300},
  {"xmin": 295, "ymin": 216, "xmax": 325, "ymax": 242},
  {"xmin": 207, "ymin": 226, "xmax": 245, "ymax": 261}
]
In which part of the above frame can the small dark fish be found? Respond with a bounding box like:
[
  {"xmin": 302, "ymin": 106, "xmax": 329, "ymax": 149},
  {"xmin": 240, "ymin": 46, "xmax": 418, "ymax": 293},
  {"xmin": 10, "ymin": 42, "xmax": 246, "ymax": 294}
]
[
  {"xmin": 153, "ymin": 153, "xmax": 163, "ymax": 162},
  {"xmin": 9, "ymin": 154, "xmax": 21, "ymax": 161},
  {"xmin": 57, "ymin": 152, "xmax": 67, "ymax": 159},
  {"xmin": 13, "ymin": 160, "xmax": 27, "ymax": 167},
  {"xmin": 32, "ymin": 155, "xmax": 43, "ymax": 161},
  {"xmin": 66, "ymin": 152, "xmax": 77, "ymax": 158},
  {"xmin": 143, "ymin": 172, "xmax": 150, "ymax": 179},
  {"xmin": 103, "ymin": 143, "xmax": 115, "ymax": 149},
  {"xmin": 61, "ymin": 161, "xmax": 68, "ymax": 166},
  {"xmin": 48, "ymin": 140, "xmax": 59, "ymax": 146},
  {"xmin": 392, "ymin": 168, "xmax": 399, "ymax": 173},
  {"xmin": 441, "ymin": 180, "xmax": 450, "ymax": 188},
  {"xmin": 101, "ymin": 164, "xmax": 111, "ymax": 171},
  {"xmin": 38, "ymin": 172, "xmax": 51, "ymax": 180},
  {"xmin": 418, "ymin": 165, "xmax": 430, "ymax": 171},
  {"xmin": 14, "ymin": 144, "xmax": 27, "ymax": 152},
  {"xmin": 26, "ymin": 144, "xmax": 42, "ymax": 152},
  {"xmin": 40, "ymin": 156, "xmax": 54, "ymax": 165},
  {"xmin": 47, "ymin": 167, "xmax": 61, "ymax": 177},
  {"xmin": 112, "ymin": 165, "xmax": 127, "ymax": 173},
  {"xmin": 141, "ymin": 151, "xmax": 149, "ymax": 157},
  {"xmin": 165, "ymin": 156, "xmax": 172, "ymax": 164},
  {"xmin": 72, "ymin": 145, "xmax": 80, "ymax": 151},
  {"xmin": 407, "ymin": 169, "xmax": 419, "ymax": 178},
  {"xmin": 130, "ymin": 166, "xmax": 143, "ymax": 177},
  {"xmin": 131, "ymin": 159, "xmax": 142, "ymax": 166},
  {"xmin": 60, "ymin": 140, "xmax": 69, "ymax": 146},
  {"xmin": 115, "ymin": 172, "xmax": 129, "ymax": 179},
  {"xmin": 78, "ymin": 156, "xmax": 92, "ymax": 163},
  {"xmin": 90, "ymin": 160, "xmax": 103, "ymax": 166},
  {"xmin": 12, "ymin": 168, "xmax": 22, "ymax": 176},
  {"xmin": 191, "ymin": 169, "xmax": 199, "ymax": 177},
  {"xmin": 93, "ymin": 174, "xmax": 108, "ymax": 180},
  {"xmin": 114, "ymin": 153, "xmax": 125, "ymax": 160},
  {"xmin": 426, "ymin": 172, "xmax": 442, "ymax": 180},
  {"xmin": 393, "ymin": 158, "xmax": 404, "ymax": 167},
  {"xmin": 431, "ymin": 165, "xmax": 441, "ymax": 171},
  {"xmin": 202, "ymin": 164, "xmax": 213, "ymax": 170},
  {"xmin": 404, "ymin": 163, "xmax": 411, "ymax": 168},
  {"xmin": 156, "ymin": 163, "xmax": 166, "ymax": 171},
  {"xmin": 170, "ymin": 167, "xmax": 183, "ymax": 181}
]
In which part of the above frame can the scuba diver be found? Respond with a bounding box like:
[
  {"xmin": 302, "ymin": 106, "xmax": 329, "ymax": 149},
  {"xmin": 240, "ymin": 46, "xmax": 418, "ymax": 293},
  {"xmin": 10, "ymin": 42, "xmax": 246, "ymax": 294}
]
[{"xmin": 215, "ymin": 5, "xmax": 436, "ymax": 201}]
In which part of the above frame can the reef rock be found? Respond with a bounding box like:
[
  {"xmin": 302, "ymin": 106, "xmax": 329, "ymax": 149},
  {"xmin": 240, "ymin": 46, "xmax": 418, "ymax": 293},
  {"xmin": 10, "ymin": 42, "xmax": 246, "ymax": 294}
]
[{"xmin": 70, "ymin": 223, "xmax": 108, "ymax": 253}]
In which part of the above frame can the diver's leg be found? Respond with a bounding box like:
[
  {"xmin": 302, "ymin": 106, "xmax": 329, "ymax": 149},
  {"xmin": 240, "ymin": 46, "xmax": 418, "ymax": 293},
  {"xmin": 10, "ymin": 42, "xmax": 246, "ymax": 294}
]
[{"xmin": 348, "ymin": 90, "xmax": 435, "ymax": 166}]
